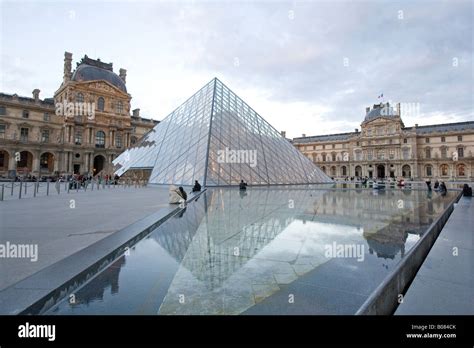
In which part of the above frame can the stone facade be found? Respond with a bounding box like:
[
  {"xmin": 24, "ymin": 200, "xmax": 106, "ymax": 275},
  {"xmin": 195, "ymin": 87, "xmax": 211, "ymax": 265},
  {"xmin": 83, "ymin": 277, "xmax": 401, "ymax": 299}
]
[
  {"xmin": 0, "ymin": 52, "xmax": 158, "ymax": 178},
  {"xmin": 293, "ymin": 102, "xmax": 474, "ymax": 181}
]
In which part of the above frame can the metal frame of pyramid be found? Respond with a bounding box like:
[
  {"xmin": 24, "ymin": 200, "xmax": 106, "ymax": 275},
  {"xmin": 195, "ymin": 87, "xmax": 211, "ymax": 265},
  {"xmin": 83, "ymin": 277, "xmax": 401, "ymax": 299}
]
[{"xmin": 113, "ymin": 78, "xmax": 333, "ymax": 186}]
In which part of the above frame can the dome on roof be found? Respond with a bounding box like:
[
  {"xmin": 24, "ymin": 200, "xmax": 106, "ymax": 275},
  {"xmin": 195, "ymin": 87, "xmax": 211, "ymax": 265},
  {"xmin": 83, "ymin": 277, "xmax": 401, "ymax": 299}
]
[
  {"xmin": 72, "ymin": 64, "xmax": 127, "ymax": 93},
  {"xmin": 364, "ymin": 103, "xmax": 397, "ymax": 123}
]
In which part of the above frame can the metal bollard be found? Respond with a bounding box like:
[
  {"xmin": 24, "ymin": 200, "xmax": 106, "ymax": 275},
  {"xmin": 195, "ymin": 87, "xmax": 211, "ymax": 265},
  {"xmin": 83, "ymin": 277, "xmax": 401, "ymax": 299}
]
[
  {"xmin": 11, "ymin": 181, "xmax": 14, "ymax": 196},
  {"xmin": 1, "ymin": 184, "xmax": 4, "ymax": 201},
  {"xmin": 25, "ymin": 181, "xmax": 27, "ymax": 195},
  {"xmin": 19, "ymin": 181, "xmax": 22, "ymax": 199},
  {"xmin": 47, "ymin": 181, "xmax": 49, "ymax": 196},
  {"xmin": 33, "ymin": 182, "xmax": 37, "ymax": 197}
]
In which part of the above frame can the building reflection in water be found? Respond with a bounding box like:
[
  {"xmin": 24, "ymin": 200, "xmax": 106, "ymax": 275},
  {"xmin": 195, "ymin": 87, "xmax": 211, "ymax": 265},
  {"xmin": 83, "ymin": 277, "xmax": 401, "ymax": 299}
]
[{"xmin": 53, "ymin": 187, "xmax": 457, "ymax": 315}]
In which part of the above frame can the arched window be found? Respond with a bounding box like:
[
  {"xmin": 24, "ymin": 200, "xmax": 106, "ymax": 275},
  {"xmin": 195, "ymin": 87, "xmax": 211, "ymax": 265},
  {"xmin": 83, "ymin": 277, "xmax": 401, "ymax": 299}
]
[
  {"xmin": 457, "ymin": 164, "xmax": 465, "ymax": 177},
  {"xmin": 440, "ymin": 164, "xmax": 449, "ymax": 176},
  {"xmin": 95, "ymin": 131, "xmax": 106, "ymax": 148},
  {"xmin": 342, "ymin": 166, "xmax": 347, "ymax": 176},
  {"xmin": 76, "ymin": 93, "xmax": 84, "ymax": 103},
  {"xmin": 97, "ymin": 97, "xmax": 105, "ymax": 111},
  {"xmin": 441, "ymin": 147, "xmax": 447, "ymax": 159},
  {"xmin": 331, "ymin": 166, "xmax": 336, "ymax": 176}
]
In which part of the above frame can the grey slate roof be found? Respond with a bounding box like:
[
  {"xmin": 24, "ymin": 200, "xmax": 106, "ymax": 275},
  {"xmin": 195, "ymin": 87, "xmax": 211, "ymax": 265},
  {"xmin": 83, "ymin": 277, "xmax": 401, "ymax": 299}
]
[
  {"xmin": 72, "ymin": 64, "xmax": 127, "ymax": 93},
  {"xmin": 405, "ymin": 121, "xmax": 474, "ymax": 134},
  {"xmin": 293, "ymin": 131, "xmax": 358, "ymax": 143}
]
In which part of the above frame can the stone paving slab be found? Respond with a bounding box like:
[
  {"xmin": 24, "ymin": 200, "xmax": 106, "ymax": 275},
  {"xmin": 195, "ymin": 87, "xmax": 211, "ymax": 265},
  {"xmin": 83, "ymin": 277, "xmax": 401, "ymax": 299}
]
[
  {"xmin": 0, "ymin": 185, "xmax": 171, "ymax": 290},
  {"xmin": 395, "ymin": 196, "xmax": 474, "ymax": 315}
]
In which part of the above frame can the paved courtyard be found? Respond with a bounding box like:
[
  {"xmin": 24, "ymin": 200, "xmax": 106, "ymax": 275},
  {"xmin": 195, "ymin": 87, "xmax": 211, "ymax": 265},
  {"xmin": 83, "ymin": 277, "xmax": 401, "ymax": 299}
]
[{"xmin": 0, "ymin": 185, "xmax": 170, "ymax": 290}]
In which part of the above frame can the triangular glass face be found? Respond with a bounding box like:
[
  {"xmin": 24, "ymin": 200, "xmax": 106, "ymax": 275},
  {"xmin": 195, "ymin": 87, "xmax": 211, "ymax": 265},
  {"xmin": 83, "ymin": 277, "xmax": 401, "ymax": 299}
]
[{"xmin": 114, "ymin": 78, "xmax": 332, "ymax": 186}]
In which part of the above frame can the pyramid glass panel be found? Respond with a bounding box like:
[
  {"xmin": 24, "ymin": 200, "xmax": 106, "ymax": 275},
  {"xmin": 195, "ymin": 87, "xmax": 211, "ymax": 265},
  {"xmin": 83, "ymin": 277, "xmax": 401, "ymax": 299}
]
[{"xmin": 114, "ymin": 78, "xmax": 332, "ymax": 186}]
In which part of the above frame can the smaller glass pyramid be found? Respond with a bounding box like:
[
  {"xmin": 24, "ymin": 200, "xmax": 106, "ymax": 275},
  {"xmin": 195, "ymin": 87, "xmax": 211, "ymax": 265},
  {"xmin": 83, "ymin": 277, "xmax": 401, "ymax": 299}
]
[{"xmin": 114, "ymin": 78, "xmax": 332, "ymax": 186}]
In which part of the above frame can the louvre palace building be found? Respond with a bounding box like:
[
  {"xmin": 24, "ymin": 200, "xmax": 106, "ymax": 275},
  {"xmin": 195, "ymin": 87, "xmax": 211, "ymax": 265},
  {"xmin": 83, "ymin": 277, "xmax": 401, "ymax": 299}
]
[
  {"xmin": 0, "ymin": 52, "xmax": 157, "ymax": 179},
  {"xmin": 293, "ymin": 102, "xmax": 474, "ymax": 181}
]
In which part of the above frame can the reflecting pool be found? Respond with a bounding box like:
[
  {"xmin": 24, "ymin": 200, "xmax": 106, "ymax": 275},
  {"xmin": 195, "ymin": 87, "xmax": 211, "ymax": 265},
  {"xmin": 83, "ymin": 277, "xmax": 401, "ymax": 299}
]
[{"xmin": 47, "ymin": 187, "xmax": 458, "ymax": 315}]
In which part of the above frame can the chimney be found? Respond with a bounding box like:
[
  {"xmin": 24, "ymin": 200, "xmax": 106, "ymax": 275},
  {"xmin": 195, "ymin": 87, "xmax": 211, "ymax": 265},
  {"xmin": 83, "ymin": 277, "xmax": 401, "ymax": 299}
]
[
  {"xmin": 63, "ymin": 51, "xmax": 73, "ymax": 83},
  {"xmin": 415, "ymin": 123, "xmax": 418, "ymax": 128},
  {"xmin": 396, "ymin": 102, "xmax": 401, "ymax": 116},
  {"xmin": 355, "ymin": 128, "xmax": 358, "ymax": 133},
  {"xmin": 281, "ymin": 131, "xmax": 286, "ymax": 138},
  {"xmin": 32, "ymin": 89, "xmax": 40, "ymax": 102},
  {"xmin": 119, "ymin": 68, "xmax": 127, "ymax": 84},
  {"xmin": 132, "ymin": 108, "xmax": 140, "ymax": 117},
  {"xmin": 302, "ymin": 133, "xmax": 306, "ymax": 137},
  {"xmin": 366, "ymin": 107, "xmax": 370, "ymax": 114}
]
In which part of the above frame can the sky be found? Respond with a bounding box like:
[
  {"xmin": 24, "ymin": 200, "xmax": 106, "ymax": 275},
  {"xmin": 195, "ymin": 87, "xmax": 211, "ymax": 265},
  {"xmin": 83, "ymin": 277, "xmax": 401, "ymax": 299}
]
[{"xmin": 0, "ymin": 0, "xmax": 472, "ymax": 138}]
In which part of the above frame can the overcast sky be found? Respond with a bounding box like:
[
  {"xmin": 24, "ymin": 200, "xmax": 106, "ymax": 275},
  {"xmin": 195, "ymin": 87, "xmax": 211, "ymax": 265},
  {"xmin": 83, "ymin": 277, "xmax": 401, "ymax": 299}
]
[{"xmin": 1, "ymin": 0, "xmax": 472, "ymax": 138}]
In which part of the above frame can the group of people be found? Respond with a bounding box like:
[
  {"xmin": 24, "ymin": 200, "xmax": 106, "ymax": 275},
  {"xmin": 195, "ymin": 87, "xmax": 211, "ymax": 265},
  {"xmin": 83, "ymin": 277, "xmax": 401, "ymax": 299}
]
[{"xmin": 425, "ymin": 179, "xmax": 473, "ymax": 197}]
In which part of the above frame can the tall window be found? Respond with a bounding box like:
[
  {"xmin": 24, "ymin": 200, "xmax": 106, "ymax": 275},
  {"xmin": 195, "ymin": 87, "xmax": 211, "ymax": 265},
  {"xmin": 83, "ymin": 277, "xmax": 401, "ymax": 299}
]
[
  {"xmin": 20, "ymin": 128, "xmax": 29, "ymax": 142},
  {"xmin": 440, "ymin": 164, "xmax": 449, "ymax": 176},
  {"xmin": 367, "ymin": 150, "xmax": 373, "ymax": 160},
  {"xmin": 458, "ymin": 135, "xmax": 463, "ymax": 141},
  {"xmin": 98, "ymin": 97, "xmax": 105, "ymax": 111},
  {"xmin": 0, "ymin": 106, "xmax": 6, "ymax": 115},
  {"xmin": 426, "ymin": 165, "xmax": 432, "ymax": 177},
  {"xmin": 332, "ymin": 144, "xmax": 335, "ymax": 149},
  {"xmin": 441, "ymin": 147, "xmax": 447, "ymax": 159},
  {"xmin": 322, "ymin": 154, "xmax": 326, "ymax": 162},
  {"xmin": 76, "ymin": 93, "xmax": 84, "ymax": 103},
  {"xmin": 403, "ymin": 138, "xmax": 407, "ymax": 144},
  {"xmin": 95, "ymin": 131, "xmax": 105, "ymax": 148},
  {"xmin": 402, "ymin": 148, "xmax": 410, "ymax": 160},
  {"xmin": 115, "ymin": 133, "xmax": 122, "ymax": 148},
  {"xmin": 332, "ymin": 153, "xmax": 336, "ymax": 161},
  {"xmin": 457, "ymin": 164, "xmax": 465, "ymax": 177},
  {"xmin": 43, "ymin": 113, "xmax": 50, "ymax": 121},
  {"xmin": 458, "ymin": 147, "xmax": 464, "ymax": 158},
  {"xmin": 389, "ymin": 149, "xmax": 395, "ymax": 159},
  {"xmin": 441, "ymin": 136, "xmax": 446, "ymax": 142},
  {"xmin": 41, "ymin": 129, "xmax": 49, "ymax": 143},
  {"xmin": 75, "ymin": 130, "xmax": 82, "ymax": 145},
  {"xmin": 355, "ymin": 150, "xmax": 362, "ymax": 161},
  {"xmin": 117, "ymin": 101, "xmax": 123, "ymax": 114},
  {"xmin": 0, "ymin": 124, "xmax": 5, "ymax": 138},
  {"xmin": 425, "ymin": 137, "xmax": 430, "ymax": 143},
  {"xmin": 22, "ymin": 110, "xmax": 29, "ymax": 118},
  {"xmin": 425, "ymin": 148, "xmax": 431, "ymax": 159}
]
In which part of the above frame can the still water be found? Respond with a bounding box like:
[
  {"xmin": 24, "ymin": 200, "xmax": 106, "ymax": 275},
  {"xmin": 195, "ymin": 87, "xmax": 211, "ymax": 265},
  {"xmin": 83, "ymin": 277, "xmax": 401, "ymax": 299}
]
[{"xmin": 47, "ymin": 187, "xmax": 457, "ymax": 315}]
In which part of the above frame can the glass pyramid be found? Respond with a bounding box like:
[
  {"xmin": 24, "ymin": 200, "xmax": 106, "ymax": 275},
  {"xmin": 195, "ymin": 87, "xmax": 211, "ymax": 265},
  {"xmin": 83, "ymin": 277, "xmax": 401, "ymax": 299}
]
[{"xmin": 113, "ymin": 78, "xmax": 332, "ymax": 186}]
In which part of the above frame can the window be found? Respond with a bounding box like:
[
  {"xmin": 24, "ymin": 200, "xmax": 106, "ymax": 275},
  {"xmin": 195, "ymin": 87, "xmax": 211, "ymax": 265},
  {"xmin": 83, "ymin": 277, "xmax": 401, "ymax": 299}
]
[
  {"xmin": 389, "ymin": 149, "xmax": 395, "ymax": 159},
  {"xmin": 426, "ymin": 165, "xmax": 432, "ymax": 177},
  {"xmin": 403, "ymin": 138, "xmax": 407, "ymax": 144},
  {"xmin": 41, "ymin": 129, "xmax": 49, "ymax": 143},
  {"xmin": 115, "ymin": 133, "xmax": 122, "ymax": 148},
  {"xmin": 441, "ymin": 136, "xmax": 446, "ymax": 142},
  {"xmin": 22, "ymin": 110, "xmax": 29, "ymax": 118},
  {"xmin": 0, "ymin": 124, "xmax": 5, "ymax": 138},
  {"xmin": 425, "ymin": 148, "xmax": 431, "ymax": 159},
  {"xmin": 377, "ymin": 150, "xmax": 385, "ymax": 160},
  {"xmin": 457, "ymin": 164, "xmax": 465, "ymax": 177},
  {"xmin": 322, "ymin": 144, "xmax": 325, "ymax": 150},
  {"xmin": 458, "ymin": 147, "xmax": 464, "ymax": 158},
  {"xmin": 76, "ymin": 93, "xmax": 84, "ymax": 103},
  {"xmin": 440, "ymin": 164, "xmax": 449, "ymax": 176},
  {"xmin": 130, "ymin": 136, "xmax": 137, "ymax": 145},
  {"xmin": 402, "ymin": 148, "xmax": 410, "ymax": 160},
  {"xmin": 441, "ymin": 147, "xmax": 447, "ymax": 159},
  {"xmin": 425, "ymin": 137, "xmax": 430, "ymax": 143},
  {"xmin": 75, "ymin": 130, "xmax": 82, "ymax": 145},
  {"xmin": 0, "ymin": 152, "xmax": 4, "ymax": 167},
  {"xmin": 44, "ymin": 113, "xmax": 50, "ymax": 121},
  {"xmin": 367, "ymin": 150, "xmax": 373, "ymax": 160},
  {"xmin": 332, "ymin": 144, "xmax": 335, "ymax": 149},
  {"xmin": 332, "ymin": 153, "xmax": 336, "ymax": 161},
  {"xmin": 458, "ymin": 135, "xmax": 463, "ymax": 141},
  {"xmin": 342, "ymin": 166, "xmax": 347, "ymax": 176},
  {"xmin": 0, "ymin": 106, "xmax": 6, "ymax": 115},
  {"xmin": 95, "ymin": 131, "xmax": 105, "ymax": 148},
  {"xmin": 367, "ymin": 129, "xmax": 372, "ymax": 136},
  {"xmin": 322, "ymin": 154, "xmax": 326, "ymax": 162},
  {"xmin": 356, "ymin": 141, "xmax": 360, "ymax": 147},
  {"xmin": 98, "ymin": 97, "xmax": 105, "ymax": 111},
  {"xmin": 355, "ymin": 150, "xmax": 362, "ymax": 161},
  {"xmin": 117, "ymin": 101, "xmax": 123, "ymax": 114},
  {"xmin": 20, "ymin": 127, "xmax": 29, "ymax": 141},
  {"xmin": 389, "ymin": 139, "xmax": 393, "ymax": 144},
  {"xmin": 376, "ymin": 127, "xmax": 383, "ymax": 136}
]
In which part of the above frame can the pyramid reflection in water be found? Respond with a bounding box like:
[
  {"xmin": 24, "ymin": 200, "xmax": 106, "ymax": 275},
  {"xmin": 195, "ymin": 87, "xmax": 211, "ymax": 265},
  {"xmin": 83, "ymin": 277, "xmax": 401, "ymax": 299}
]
[{"xmin": 113, "ymin": 78, "xmax": 332, "ymax": 186}]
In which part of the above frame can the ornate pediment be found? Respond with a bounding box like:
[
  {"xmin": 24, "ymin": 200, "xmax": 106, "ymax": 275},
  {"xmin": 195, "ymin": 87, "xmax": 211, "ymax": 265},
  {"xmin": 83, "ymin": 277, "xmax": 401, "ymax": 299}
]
[{"xmin": 76, "ymin": 80, "xmax": 129, "ymax": 97}]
